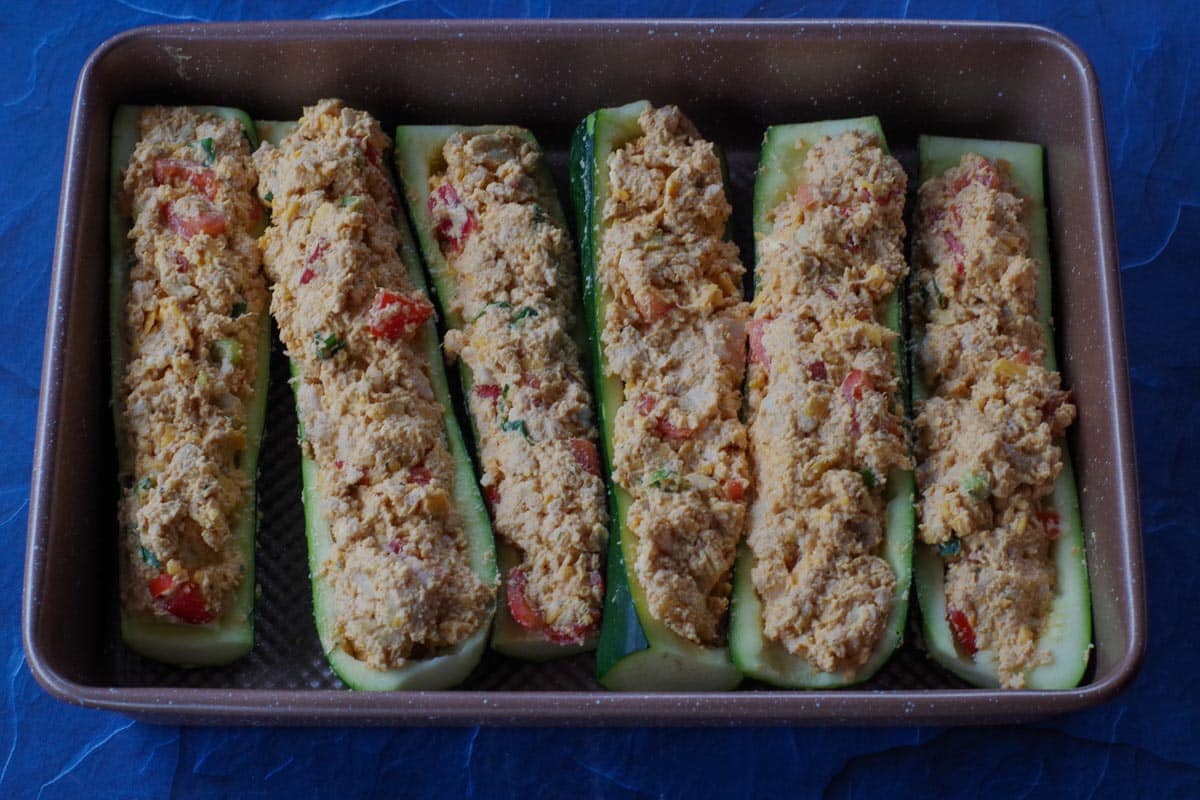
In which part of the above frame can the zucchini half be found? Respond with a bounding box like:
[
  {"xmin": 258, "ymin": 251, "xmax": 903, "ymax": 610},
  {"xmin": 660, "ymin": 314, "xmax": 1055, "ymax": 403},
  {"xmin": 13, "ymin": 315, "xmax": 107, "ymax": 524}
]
[
  {"xmin": 259, "ymin": 121, "xmax": 497, "ymax": 690},
  {"xmin": 394, "ymin": 124, "xmax": 598, "ymax": 661},
  {"xmin": 110, "ymin": 106, "xmax": 269, "ymax": 666},
  {"xmin": 570, "ymin": 100, "xmax": 742, "ymax": 691},
  {"xmin": 911, "ymin": 135, "xmax": 1092, "ymax": 689},
  {"xmin": 728, "ymin": 117, "xmax": 916, "ymax": 688}
]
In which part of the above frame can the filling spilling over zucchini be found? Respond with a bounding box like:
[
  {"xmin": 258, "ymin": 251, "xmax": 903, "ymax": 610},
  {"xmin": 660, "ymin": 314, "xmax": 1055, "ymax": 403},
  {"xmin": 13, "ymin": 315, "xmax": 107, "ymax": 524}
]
[
  {"xmin": 729, "ymin": 117, "xmax": 916, "ymax": 688},
  {"xmin": 571, "ymin": 101, "xmax": 745, "ymax": 691},
  {"xmin": 111, "ymin": 105, "xmax": 270, "ymax": 666},
  {"xmin": 394, "ymin": 125, "xmax": 607, "ymax": 661},
  {"xmin": 910, "ymin": 136, "xmax": 1092, "ymax": 689},
  {"xmin": 255, "ymin": 103, "xmax": 497, "ymax": 691}
]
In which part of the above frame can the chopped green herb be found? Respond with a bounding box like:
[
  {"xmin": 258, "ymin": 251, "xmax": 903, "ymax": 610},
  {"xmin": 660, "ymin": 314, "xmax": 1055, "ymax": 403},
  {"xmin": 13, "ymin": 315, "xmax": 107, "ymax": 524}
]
[
  {"xmin": 511, "ymin": 306, "xmax": 539, "ymax": 326},
  {"xmin": 501, "ymin": 384, "xmax": 511, "ymax": 401},
  {"xmin": 340, "ymin": 195, "xmax": 363, "ymax": 210},
  {"xmin": 315, "ymin": 332, "xmax": 345, "ymax": 360},
  {"xmin": 135, "ymin": 476, "xmax": 155, "ymax": 492},
  {"xmin": 470, "ymin": 301, "xmax": 511, "ymax": 323},
  {"xmin": 140, "ymin": 546, "xmax": 161, "ymax": 569},
  {"xmin": 197, "ymin": 372, "xmax": 209, "ymax": 389},
  {"xmin": 646, "ymin": 468, "xmax": 679, "ymax": 489},
  {"xmin": 230, "ymin": 301, "xmax": 247, "ymax": 319},
  {"xmin": 931, "ymin": 278, "xmax": 948, "ymax": 309},
  {"xmin": 501, "ymin": 418, "xmax": 532, "ymax": 443},
  {"xmin": 263, "ymin": 190, "xmax": 273, "ymax": 203},
  {"xmin": 532, "ymin": 204, "xmax": 546, "ymax": 224},
  {"xmin": 860, "ymin": 467, "xmax": 877, "ymax": 490},
  {"xmin": 938, "ymin": 536, "xmax": 962, "ymax": 558},
  {"xmin": 960, "ymin": 471, "xmax": 991, "ymax": 501},
  {"xmin": 199, "ymin": 137, "xmax": 216, "ymax": 166},
  {"xmin": 210, "ymin": 337, "xmax": 243, "ymax": 366}
]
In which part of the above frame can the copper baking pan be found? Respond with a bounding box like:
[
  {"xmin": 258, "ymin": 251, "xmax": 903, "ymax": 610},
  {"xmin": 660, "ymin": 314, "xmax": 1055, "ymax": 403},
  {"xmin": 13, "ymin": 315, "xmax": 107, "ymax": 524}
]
[{"xmin": 25, "ymin": 19, "xmax": 1143, "ymax": 725}]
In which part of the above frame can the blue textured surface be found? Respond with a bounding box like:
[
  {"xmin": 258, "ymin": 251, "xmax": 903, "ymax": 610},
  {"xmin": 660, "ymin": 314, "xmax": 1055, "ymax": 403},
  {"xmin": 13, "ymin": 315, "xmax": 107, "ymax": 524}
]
[{"xmin": 4, "ymin": 1, "xmax": 1197, "ymax": 797}]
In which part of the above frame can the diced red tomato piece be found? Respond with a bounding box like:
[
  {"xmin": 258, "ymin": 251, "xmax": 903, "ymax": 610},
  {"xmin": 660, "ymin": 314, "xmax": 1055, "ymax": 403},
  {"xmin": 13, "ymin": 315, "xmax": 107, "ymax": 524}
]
[
  {"xmin": 389, "ymin": 538, "xmax": 403, "ymax": 555},
  {"xmin": 947, "ymin": 608, "xmax": 978, "ymax": 656},
  {"xmin": 174, "ymin": 252, "xmax": 191, "ymax": 273},
  {"xmin": 747, "ymin": 318, "xmax": 771, "ymax": 370},
  {"xmin": 366, "ymin": 289, "xmax": 434, "ymax": 341},
  {"xmin": 505, "ymin": 568, "xmax": 542, "ymax": 631},
  {"xmin": 636, "ymin": 393, "xmax": 657, "ymax": 417},
  {"xmin": 859, "ymin": 186, "xmax": 872, "ymax": 202},
  {"xmin": 428, "ymin": 182, "xmax": 478, "ymax": 252},
  {"xmin": 299, "ymin": 268, "xmax": 316, "ymax": 285},
  {"xmin": 161, "ymin": 202, "xmax": 226, "ymax": 240},
  {"xmin": 409, "ymin": 464, "xmax": 432, "ymax": 485},
  {"xmin": 164, "ymin": 580, "xmax": 214, "ymax": 625},
  {"xmin": 473, "ymin": 384, "xmax": 501, "ymax": 403},
  {"xmin": 148, "ymin": 573, "xmax": 174, "ymax": 599},
  {"xmin": 484, "ymin": 484, "xmax": 500, "ymax": 510},
  {"xmin": 545, "ymin": 621, "xmax": 596, "ymax": 646},
  {"xmin": 951, "ymin": 205, "xmax": 963, "ymax": 228},
  {"xmin": 840, "ymin": 369, "xmax": 875, "ymax": 403},
  {"xmin": 153, "ymin": 158, "xmax": 217, "ymax": 200},
  {"xmin": 1014, "ymin": 348, "xmax": 1033, "ymax": 365},
  {"xmin": 808, "ymin": 360, "xmax": 828, "ymax": 381},
  {"xmin": 1037, "ymin": 509, "xmax": 1061, "ymax": 540},
  {"xmin": 567, "ymin": 438, "xmax": 601, "ymax": 476},
  {"xmin": 794, "ymin": 183, "xmax": 820, "ymax": 209},
  {"xmin": 307, "ymin": 237, "xmax": 330, "ymax": 264},
  {"xmin": 655, "ymin": 416, "xmax": 695, "ymax": 441},
  {"xmin": 723, "ymin": 477, "xmax": 746, "ymax": 502}
]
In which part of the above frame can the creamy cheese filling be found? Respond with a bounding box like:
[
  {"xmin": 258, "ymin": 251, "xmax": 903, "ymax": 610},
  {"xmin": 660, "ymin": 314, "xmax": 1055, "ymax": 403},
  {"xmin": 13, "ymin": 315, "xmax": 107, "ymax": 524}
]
[
  {"xmin": 255, "ymin": 99, "xmax": 491, "ymax": 669},
  {"xmin": 599, "ymin": 106, "xmax": 749, "ymax": 646},
  {"xmin": 118, "ymin": 107, "xmax": 267, "ymax": 625},
  {"xmin": 432, "ymin": 128, "xmax": 607, "ymax": 643},
  {"xmin": 913, "ymin": 153, "xmax": 1076, "ymax": 688},
  {"xmin": 746, "ymin": 130, "xmax": 910, "ymax": 673}
]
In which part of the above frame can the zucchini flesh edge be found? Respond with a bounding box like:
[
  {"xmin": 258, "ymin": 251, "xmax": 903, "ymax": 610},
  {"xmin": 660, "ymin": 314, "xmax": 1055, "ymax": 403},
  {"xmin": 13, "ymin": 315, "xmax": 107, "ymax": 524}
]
[
  {"xmin": 394, "ymin": 124, "xmax": 595, "ymax": 661},
  {"xmin": 111, "ymin": 106, "xmax": 265, "ymax": 667},
  {"xmin": 260, "ymin": 121, "xmax": 497, "ymax": 690},
  {"xmin": 728, "ymin": 117, "xmax": 915, "ymax": 688},
  {"xmin": 911, "ymin": 135, "xmax": 1092, "ymax": 689},
  {"xmin": 571, "ymin": 100, "xmax": 742, "ymax": 691}
]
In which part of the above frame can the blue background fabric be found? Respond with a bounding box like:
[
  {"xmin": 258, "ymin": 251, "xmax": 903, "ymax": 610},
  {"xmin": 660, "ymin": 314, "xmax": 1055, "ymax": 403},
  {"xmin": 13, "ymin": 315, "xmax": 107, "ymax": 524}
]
[{"xmin": 4, "ymin": 1, "xmax": 1196, "ymax": 797}]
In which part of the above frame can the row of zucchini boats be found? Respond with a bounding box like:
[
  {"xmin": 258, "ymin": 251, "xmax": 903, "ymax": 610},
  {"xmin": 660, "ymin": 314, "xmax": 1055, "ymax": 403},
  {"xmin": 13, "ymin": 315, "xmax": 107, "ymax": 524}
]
[{"xmin": 110, "ymin": 98, "xmax": 1091, "ymax": 692}]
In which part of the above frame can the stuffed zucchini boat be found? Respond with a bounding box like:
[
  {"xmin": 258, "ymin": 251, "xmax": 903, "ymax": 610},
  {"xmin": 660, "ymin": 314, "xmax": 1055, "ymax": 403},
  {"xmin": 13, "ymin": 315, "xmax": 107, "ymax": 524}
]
[
  {"xmin": 111, "ymin": 105, "xmax": 270, "ymax": 666},
  {"xmin": 571, "ymin": 101, "xmax": 746, "ymax": 690},
  {"xmin": 910, "ymin": 135, "xmax": 1091, "ymax": 689},
  {"xmin": 255, "ymin": 102, "xmax": 497, "ymax": 691},
  {"xmin": 729, "ymin": 117, "xmax": 915, "ymax": 688},
  {"xmin": 394, "ymin": 124, "xmax": 608, "ymax": 661}
]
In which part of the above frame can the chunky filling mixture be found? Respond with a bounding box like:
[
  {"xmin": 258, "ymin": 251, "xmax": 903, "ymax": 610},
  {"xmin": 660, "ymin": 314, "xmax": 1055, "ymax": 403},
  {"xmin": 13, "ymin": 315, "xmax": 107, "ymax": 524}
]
[
  {"xmin": 118, "ymin": 107, "xmax": 267, "ymax": 625},
  {"xmin": 745, "ymin": 131, "xmax": 910, "ymax": 674},
  {"xmin": 431, "ymin": 129, "xmax": 607, "ymax": 644},
  {"xmin": 255, "ymin": 99, "xmax": 491, "ymax": 669},
  {"xmin": 913, "ymin": 153, "xmax": 1076, "ymax": 688},
  {"xmin": 600, "ymin": 106, "xmax": 749, "ymax": 645}
]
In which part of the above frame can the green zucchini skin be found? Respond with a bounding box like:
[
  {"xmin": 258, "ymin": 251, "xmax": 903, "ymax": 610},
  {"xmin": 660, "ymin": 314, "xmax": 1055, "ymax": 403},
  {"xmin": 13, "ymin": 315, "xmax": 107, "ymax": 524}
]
[
  {"xmin": 728, "ymin": 117, "xmax": 915, "ymax": 688},
  {"xmin": 111, "ymin": 106, "xmax": 268, "ymax": 667},
  {"xmin": 393, "ymin": 124, "xmax": 596, "ymax": 661},
  {"xmin": 570, "ymin": 101, "xmax": 742, "ymax": 691},
  {"xmin": 911, "ymin": 135, "xmax": 1092, "ymax": 689},
  {"xmin": 259, "ymin": 121, "xmax": 497, "ymax": 690}
]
